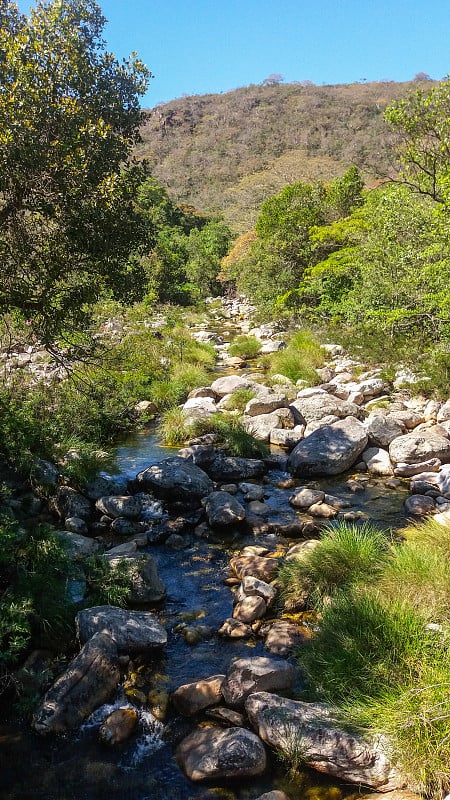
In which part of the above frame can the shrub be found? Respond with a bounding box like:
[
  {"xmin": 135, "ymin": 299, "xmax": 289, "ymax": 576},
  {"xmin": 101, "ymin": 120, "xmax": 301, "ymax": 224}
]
[
  {"xmin": 83, "ymin": 556, "xmax": 134, "ymax": 608},
  {"xmin": 228, "ymin": 334, "xmax": 262, "ymax": 359},
  {"xmin": 279, "ymin": 521, "xmax": 391, "ymax": 609},
  {"xmin": 190, "ymin": 413, "xmax": 269, "ymax": 458}
]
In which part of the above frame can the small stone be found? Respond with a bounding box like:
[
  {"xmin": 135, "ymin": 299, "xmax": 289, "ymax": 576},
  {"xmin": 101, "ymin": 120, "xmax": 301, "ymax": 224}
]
[{"xmin": 233, "ymin": 595, "xmax": 267, "ymax": 623}]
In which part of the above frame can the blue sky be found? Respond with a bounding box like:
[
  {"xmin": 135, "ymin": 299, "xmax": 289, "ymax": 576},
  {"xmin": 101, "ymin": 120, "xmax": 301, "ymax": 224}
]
[{"xmin": 18, "ymin": 0, "xmax": 450, "ymax": 108}]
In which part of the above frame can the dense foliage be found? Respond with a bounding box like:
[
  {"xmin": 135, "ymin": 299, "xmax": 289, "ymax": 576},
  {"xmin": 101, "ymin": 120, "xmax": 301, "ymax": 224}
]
[{"xmin": 0, "ymin": 0, "xmax": 150, "ymax": 347}]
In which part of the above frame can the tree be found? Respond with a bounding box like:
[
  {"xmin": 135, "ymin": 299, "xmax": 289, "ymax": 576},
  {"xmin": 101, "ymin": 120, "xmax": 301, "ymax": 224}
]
[
  {"xmin": 261, "ymin": 73, "xmax": 284, "ymax": 86},
  {"xmin": 385, "ymin": 78, "xmax": 450, "ymax": 207},
  {"xmin": 0, "ymin": 0, "xmax": 150, "ymax": 348}
]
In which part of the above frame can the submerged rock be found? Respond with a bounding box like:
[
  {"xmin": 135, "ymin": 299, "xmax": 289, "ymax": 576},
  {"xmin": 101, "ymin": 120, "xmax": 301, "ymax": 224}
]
[{"xmin": 177, "ymin": 726, "xmax": 267, "ymax": 781}]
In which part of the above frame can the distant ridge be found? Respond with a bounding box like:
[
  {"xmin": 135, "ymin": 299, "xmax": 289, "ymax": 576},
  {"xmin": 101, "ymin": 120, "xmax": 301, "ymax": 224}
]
[{"xmin": 136, "ymin": 80, "xmax": 434, "ymax": 231}]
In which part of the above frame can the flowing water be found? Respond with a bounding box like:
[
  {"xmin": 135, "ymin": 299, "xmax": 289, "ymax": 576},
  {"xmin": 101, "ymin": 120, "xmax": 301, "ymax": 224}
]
[{"xmin": 0, "ymin": 324, "xmax": 411, "ymax": 800}]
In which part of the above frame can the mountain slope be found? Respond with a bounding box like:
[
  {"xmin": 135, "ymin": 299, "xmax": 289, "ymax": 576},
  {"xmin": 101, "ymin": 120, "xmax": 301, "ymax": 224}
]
[{"xmin": 137, "ymin": 80, "xmax": 431, "ymax": 231}]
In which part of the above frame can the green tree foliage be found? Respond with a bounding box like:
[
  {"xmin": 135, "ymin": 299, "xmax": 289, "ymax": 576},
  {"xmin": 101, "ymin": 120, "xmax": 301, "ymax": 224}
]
[
  {"xmin": 185, "ymin": 221, "xmax": 234, "ymax": 295},
  {"xmin": 235, "ymin": 168, "xmax": 364, "ymax": 316},
  {"xmin": 385, "ymin": 77, "xmax": 450, "ymax": 206},
  {"xmin": 0, "ymin": 0, "xmax": 150, "ymax": 346}
]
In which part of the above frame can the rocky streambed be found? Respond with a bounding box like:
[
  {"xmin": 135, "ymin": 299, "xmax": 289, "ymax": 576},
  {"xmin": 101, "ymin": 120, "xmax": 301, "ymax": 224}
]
[{"xmin": 2, "ymin": 298, "xmax": 447, "ymax": 800}]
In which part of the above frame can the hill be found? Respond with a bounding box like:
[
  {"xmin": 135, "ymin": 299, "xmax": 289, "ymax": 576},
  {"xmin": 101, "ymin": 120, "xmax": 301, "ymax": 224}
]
[{"xmin": 136, "ymin": 79, "xmax": 431, "ymax": 231}]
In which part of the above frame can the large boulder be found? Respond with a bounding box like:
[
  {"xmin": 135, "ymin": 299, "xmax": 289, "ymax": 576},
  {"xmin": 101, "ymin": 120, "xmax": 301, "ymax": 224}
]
[
  {"xmin": 210, "ymin": 375, "xmax": 254, "ymax": 397},
  {"xmin": 204, "ymin": 491, "xmax": 246, "ymax": 526},
  {"xmin": 389, "ymin": 431, "xmax": 450, "ymax": 465},
  {"xmin": 243, "ymin": 409, "xmax": 295, "ymax": 442},
  {"xmin": 51, "ymin": 486, "xmax": 91, "ymax": 520},
  {"xmin": 409, "ymin": 465, "xmax": 450, "ymax": 497},
  {"xmin": 290, "ymin": 395, "xmax": 361, "ymax": 424},
  {"xmin": 55, "ymin": 530, "xmax": 100, "ymax": 559},
  {"xmin": 76, "ymin": 606, "xmax": 167, "ymax": 653},
  {"xmin": 33, "ymin": 632, "xmax": 120, "ymax": 734},
  {"xmin": 244, "ymin": 394, "xmax": 289, "ymax": 416},
  {"xmin": 177, "ymin": 726, "xmax": 266, "ymax": 781},
  {"xmin": 366, "ymin": 415, "xmax": 404, "ymax": 448},
  {"xmin": 245, "ymin": 692, "xmax": 404, "ymax": 791},
  {"xmin": 288, "ymin": 417, "xmax": 368, "ymax": 476},
  {"xmin": 135, "ymin": 457, "xmax": 213, "ymax": 501},
  {"xmin": 221, "ymin": 656, "xmax": 296, "ymax": 708},
  {"xmin": 182, "ymin": 396, "xmax": 218, "ymax": 421}
]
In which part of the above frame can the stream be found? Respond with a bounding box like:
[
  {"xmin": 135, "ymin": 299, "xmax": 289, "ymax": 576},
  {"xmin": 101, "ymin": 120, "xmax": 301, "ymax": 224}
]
[{"xmin": 0, "ymin": 318, "xmax": 411, "ymax": 800}]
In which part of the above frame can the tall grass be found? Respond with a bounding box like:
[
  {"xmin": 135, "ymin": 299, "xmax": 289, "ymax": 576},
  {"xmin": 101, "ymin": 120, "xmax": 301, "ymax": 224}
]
[
  {"xmin": 279, "ymin": 521, "xmax": 391, "ymax": 609},
  {"xmin": 283, "ymin": 519, "xmax": 450, "ymax": 797},
  {"xmin": 228, "ymin": 334, "xmax": 262, "ymax": 359},
  {"xmin": 269, "ymin": 329, "xmax": 324, "ymax": 384}
]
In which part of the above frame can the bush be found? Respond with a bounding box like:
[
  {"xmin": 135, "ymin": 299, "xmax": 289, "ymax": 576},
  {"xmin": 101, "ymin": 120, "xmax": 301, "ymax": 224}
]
[
  {"xmin": 228, "ymin": 334, "xmax": 262, "ymax": 359},
  {"xmin": 279, "ymin": 521, "xmax": 390, "ymax": 609},
  {"xmin": 219, "ymin": 388, "xmax": 257, "ymax": 412},
  {"xmin": 190, "ymin": 413, "xmax": 269, "ymax": 458},
  {"xmin": 159, "ymin": 407, "xmax": 192, "ymax": 446}
]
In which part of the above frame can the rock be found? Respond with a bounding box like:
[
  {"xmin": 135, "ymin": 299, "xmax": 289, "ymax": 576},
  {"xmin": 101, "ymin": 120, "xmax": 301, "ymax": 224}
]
[
  {"xmin": 290, "ymin": 395, "xmax": 361, "ymax": 424},
  {"xmin": 269, "ymin": 427, "xmax": 305, "ymax": 448},
  {"xmin": 221, "ymin": 656, "xmax": 296, "ymax": 708},
  {"xmin": 437, "ymin": 399, "xmax": 450, "ymax": 422},
  {"xmin": 362, "ymin": 447, "xmax": 394, "ymax": 477},
  {"xmin": 387, "ymin": 410, "xmax": 424, "ymax": 429},
  {"xmin": 106, "ymin": 541, "xmax": 138, "ymax": 557},
  {"xmin": 134, "ymin": 400, "xmax": 158, "ymax": 415},
  {"xmin": 308, "ymin": 501, "xmax": 338, "ymax": 518},
  {"xmin": 64, "ymin": 516, "xmax": 88, "ymax": 535},
  {"xmin": 218, "ymin": 618, "xmax": 252, "ymax": 638},
  {"xmin": 389, "ymin": 431, "xmax": 450, "ymax": 465},
  {"xmin": 51, "ymin": 486, "xmax": 91, "ymax": 520},
  {"xmin": 304, "ymin": 415, "xmax": 340, "ymax": 436},
  {"xmin": 230, "ymin": 555, "xmax": 279, "ymax": 583},
  {"xmin": 76, "ymin": 606, "xmax": 167, "ymax": 653},
  {"xmin": 135, "ymin": 457, "xmax": 213, "ymax": 501},
  {"xmin": 245, "ymin": 692, "xmax": 404, "ymax": 790},
  {"xmin": 260, "ymin": 340, "xmax": 286, "ymax": 353},
  {"xmin": 254, "ymin": 793, "xmax": 290, "ymax": 800},
  {"xmin": 188, "ymin": 386, "xmax": 217, "ymax": 399},
  {"xmin": 409, "ymin": 465, "xmax": 450, "ymax": 497},
  {"xmin": 172, "ymin": 675, "xmax": 225, "ymax": 716},
  {"xmin": 177, "ymin": 444, "xmax": 215, "ymax": 468},
  {"xmin": 245, "ymin": 395, "xmax": 289, "ymax": 416},
  {"xmin": 233, "ymin": 596, "xmax": 267, "ymax": 623},
  {"xmin": 103, "ymin": 554, "xmax": 166, "ymax": 604},
  {"xmin": 237, "ymin": 575, "xmax": 277, "ymax": 607},
  {"xmin": 404, "ymin": 495, "xmax": 435, "ymax": 516},
  {"xmin": 206, "ymin": 454, "xmax": 266, "ymax": 482},
  {"xmin": 109, "ymin": 517, "xmax": 143, "ymax": 536},
  {"xmin": 182, "ymin": 396, "xmax": 218, "ymax": 421},
  {"xmin": 366, "ymin": 415, "xmax": 404, "ymax": 448},
  {"xmin": 55, "ymin": 530, "xmax": 100, "ymax": 559},
  {"xmin": 95, "ymin": 495, "xmax": 141, "ymax": 519},
  {"xmin": 30, "ymin": 459, "xmax": 60, "ymax": 495},
  {"xmin": 85, "ymin": 475, "xmax": 128, "ymax": 501},
  {"xmin": 289, "ymin": 487, "xmax": 325, "ymax": 509},
  {"xmin": 206, "ymin": 707, "xmax": 246, "ymax": 727},
  {"xmin": 210, "ymin": 375, "xmax": 253, "ymax": 397},
  {"xmin": 394, "ymin": 458, "xmax": 441, "ymax": 477},
  {"xmin": 288, "ymin": 417, "xmax": 369, "ymax": 477},
  {"xmin": 264, "ymin": 620, "xmax": 306, "ymax": 657},
  {"xmin": 204, "ymin": 491, "xmax": 246, "ymax": 526},
  {"xmin": 177, "ymin": 726, "xmax": 267, "ymax": 781},
  {"xmin": 247, "ymin": 500, "xmax": 271, "ymax": 516},
  {"xmin": 243, "ymin": 409, "xmax": 295, "ymax": 442},
  {"xmin": 239, "ymin": 482, "xmax": 265, "ymax": 500},
  {"xmin": 98, "ymin": 707, "xmax": 139, "ymax": 745},
  {"xmin": 33, "ymin": 632, "xmax": 120, "ymax": 734}
]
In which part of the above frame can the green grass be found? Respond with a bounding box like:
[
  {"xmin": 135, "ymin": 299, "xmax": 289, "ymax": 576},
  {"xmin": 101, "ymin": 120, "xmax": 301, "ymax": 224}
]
[
  {"xmin": 159, "ymin": 407, "xmax": 192, "ymax": 446},
  {"xmin": 190, "ymin": 413, "xmax": 269, "ymax": 458},
  {"xmin": 279, "ymin": 521, "xmax": 391, "ymax": 610},
  {"xmin": 219, "ymin": 388, "xmax": 257, "ymax": 412},
  {"xmin": 284, "ymin": 518, "xmax": 450, "ymax": 797},
  {"xmin": 269, "ymin": 330, "xmax": 324, "ymax": 384},
  {"xmin": 228, "ymin": 334, "xmax": 262, "ymax": 359}
]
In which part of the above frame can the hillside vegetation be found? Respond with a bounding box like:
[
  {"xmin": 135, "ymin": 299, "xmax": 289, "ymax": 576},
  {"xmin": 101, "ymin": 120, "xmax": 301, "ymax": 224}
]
[{"xmin": 137, "ymin": 80, "xmax": 430, "ymax": 230}]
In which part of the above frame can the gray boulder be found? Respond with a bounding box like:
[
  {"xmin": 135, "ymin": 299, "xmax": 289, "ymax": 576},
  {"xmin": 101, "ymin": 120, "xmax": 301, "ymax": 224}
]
[
  {"xmin": 389, "ymin": 431, "xmax": 450, "ymax": 465},
  {"xmin": 243, "ymin": 409, "xmax": 295, "ymax": 442},
  {"xmin": 290, "ymin": 395, "xmax": 361, "ymax": 424},
  {"xmin": 221, "ymin": 656, "xmax": 296, "ymax": 708},
  {"xmin": 95, "ymin": 495, "xmax": 141, "ymax": 519},
  {"xmin": 210, "ymin": 375, "xmax": 254, "ymax": 397},
  {"xmin": 366, "ymin": 415, "xmax": 404, "ymax": 448},
  {"xmin": 135, "ymin": 457, "xmax": 213, "ymax": 501},
  {"xmin": 245, "ymin": 394, "xmax": 289, "ymax": 416},
  {"xmin": 51, "ymin": 486, "xmax": 91, "ymax": 520},
  {"xmin": 33, "ymin": 632, "xmax": 120, "ymax": 734},
  {"xmin": 55, "ymin": 530, "xmax": 100, "ymax": 559},
  {"xmin": 204, "ymin": 491, "xmax": 246, "ymax": 526},
  {"xmin": 177, "ymin": 726, "xmax": 266, "ymax": 781},
  {"xmin": 288, "ymin": 417, "xmax": 368, "ymax": 476},
  {"xmin": 76, "ymin": 605, "xmax": 167, "ymax": 653},
  {"xmin": 246, "ymin": 692, "xmax": 404, "ymax": 790}
]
